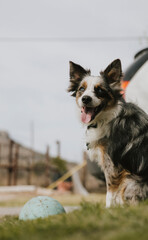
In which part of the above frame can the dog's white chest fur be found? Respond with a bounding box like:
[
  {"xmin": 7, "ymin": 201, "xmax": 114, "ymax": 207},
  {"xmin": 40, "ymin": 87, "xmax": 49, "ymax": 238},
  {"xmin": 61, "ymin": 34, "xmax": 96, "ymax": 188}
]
[
  {"xmin": 86, "ymin": 120, "xmax": 108, "ymax": 146},
  {"xmin": 85, "ymin": 121, "xmax": 108, "ymax": 164}
]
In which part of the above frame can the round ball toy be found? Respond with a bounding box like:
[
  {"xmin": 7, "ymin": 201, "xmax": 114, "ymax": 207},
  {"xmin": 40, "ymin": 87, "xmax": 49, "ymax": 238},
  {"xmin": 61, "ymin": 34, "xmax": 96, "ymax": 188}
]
[{"xmin": 19, "ymin": 196, "xmax": 66, "ymax": 220}]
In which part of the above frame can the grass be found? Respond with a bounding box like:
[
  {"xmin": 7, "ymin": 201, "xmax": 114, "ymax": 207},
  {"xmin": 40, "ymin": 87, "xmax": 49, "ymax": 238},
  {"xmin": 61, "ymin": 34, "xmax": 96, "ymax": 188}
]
[{"xmin": 0, "ymin": 201, "xmax": 148, "ymax": 240}]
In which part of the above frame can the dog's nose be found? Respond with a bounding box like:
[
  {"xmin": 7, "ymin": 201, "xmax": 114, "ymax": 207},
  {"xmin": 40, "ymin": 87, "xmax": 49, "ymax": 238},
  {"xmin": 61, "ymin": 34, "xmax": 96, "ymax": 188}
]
[{"xmin": 82, "ymin": 95, "xmax": 92, "ymax": 104}]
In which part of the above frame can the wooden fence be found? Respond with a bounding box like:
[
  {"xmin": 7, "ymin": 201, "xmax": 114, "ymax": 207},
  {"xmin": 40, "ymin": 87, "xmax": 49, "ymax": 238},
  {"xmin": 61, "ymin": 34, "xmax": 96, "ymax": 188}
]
[{"xmin": 0, "ymin": 140, "xmax": 57, "ymax": 186}]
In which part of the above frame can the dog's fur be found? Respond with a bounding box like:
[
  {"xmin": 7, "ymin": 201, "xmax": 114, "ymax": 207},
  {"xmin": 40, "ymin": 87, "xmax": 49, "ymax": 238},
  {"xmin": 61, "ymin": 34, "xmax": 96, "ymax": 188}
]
[{"xmin": 68, "ymin": 59, "xmax": 148, "ymax": 207}]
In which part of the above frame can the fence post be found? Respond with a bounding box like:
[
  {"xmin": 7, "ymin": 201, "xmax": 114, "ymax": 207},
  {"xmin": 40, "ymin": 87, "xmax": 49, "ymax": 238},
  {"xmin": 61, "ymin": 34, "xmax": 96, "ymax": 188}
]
[
  {"xmin": 56, "ymin": 140, "xmax": 61, "ymax": 158},
  {"xmin": 13, "ymin": 144, "xmax": 19, "ymax": 185},
  {"xmin": 0, "ymin": 144, "xmax": 1, "ymax": 164},
  {"xmin": 27, "ymin": 158, "xmax": 31, "ymax": 185},
  {"xmin": 82, "ymin": 151, "xmax": 87, "ymax": 188},
  {"xmin": 45, "ymin": 145, "xmax": 50, "ymax": 186},
  {"xmin": 8, "ymin": 140, "xmax": 14, "ymax": 186},
  {"xmin": 26, "ymin": 147, "xmax": 34, "ymax": 185}
]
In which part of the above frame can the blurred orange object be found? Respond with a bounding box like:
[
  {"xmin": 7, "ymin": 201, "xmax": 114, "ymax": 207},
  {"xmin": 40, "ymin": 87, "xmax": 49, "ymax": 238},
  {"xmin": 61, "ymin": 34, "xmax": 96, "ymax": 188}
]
[
  {"xmin": 121, "ymin": 80, "xmax": 129, "ymax": 98},
  {"xmin": 57, "ymin": 181, "xmax": 73, "ymax": 192},
  {"xmin": 121, "ymin": 80, "xmax": 129, "ymax": 90}
]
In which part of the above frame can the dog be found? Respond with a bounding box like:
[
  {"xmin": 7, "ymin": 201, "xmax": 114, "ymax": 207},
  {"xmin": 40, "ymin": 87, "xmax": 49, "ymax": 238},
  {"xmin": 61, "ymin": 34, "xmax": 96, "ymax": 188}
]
[{"xmin": 68, "ymin": 59, "xmax": 148, "ymax": 207}]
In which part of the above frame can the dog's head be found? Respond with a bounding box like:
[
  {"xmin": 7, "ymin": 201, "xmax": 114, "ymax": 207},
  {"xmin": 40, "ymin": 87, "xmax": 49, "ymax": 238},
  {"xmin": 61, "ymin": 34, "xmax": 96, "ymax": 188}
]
[{"xmin": 68, "ymin": 59, "xmax": 123, "ymax": 124}]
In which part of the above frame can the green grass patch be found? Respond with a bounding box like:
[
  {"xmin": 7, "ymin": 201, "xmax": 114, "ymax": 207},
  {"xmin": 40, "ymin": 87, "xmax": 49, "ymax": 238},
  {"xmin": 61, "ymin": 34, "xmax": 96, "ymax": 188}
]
[{"xmin": 0, "ymin": 202, "xmax": 148, "ymax": 240}]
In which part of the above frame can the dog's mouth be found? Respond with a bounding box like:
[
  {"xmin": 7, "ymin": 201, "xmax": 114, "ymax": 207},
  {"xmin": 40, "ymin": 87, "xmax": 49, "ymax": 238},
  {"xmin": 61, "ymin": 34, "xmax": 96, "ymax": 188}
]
[{"xmin": 81, "ymin": 105, "xmax": 103, "ymax": 124}]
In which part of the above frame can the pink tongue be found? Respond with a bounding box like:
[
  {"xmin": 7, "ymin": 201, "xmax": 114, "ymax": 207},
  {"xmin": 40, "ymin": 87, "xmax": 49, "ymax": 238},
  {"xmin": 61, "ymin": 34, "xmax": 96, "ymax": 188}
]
[{"xmin": 81, "ymin": 107, "xmax": 92, "ymax": 124}]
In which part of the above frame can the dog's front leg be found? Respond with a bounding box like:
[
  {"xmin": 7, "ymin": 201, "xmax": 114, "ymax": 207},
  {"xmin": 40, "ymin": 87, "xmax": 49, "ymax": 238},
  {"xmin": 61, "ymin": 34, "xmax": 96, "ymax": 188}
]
[
  {"xmin": 106, "ymin": 187, "xmax": 125, "ymax": 207},
  {"xmin": 106, "ymin": 191, "xmax": 114, "ymax": 208}
]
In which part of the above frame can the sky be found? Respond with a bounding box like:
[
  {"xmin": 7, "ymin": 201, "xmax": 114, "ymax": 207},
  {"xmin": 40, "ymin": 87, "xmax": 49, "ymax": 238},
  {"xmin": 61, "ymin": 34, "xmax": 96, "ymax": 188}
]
[{"xmin": 0, "ymin": 0, "xmax": 148, "ymax": 163}]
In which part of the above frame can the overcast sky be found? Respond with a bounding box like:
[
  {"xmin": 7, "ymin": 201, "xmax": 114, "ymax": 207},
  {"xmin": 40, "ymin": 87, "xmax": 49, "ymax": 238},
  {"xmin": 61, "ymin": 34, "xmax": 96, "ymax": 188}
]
[{"xmin": 0, "ymin": 0, "xmax": 148, "ymax": 162}]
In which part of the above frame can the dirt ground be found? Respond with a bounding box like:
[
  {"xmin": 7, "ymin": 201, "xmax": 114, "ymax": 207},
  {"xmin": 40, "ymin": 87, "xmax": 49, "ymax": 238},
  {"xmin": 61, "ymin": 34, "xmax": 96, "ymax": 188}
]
[{"xmin": 0, "ymin": 190, "xmax": 106, "ymax": 207}]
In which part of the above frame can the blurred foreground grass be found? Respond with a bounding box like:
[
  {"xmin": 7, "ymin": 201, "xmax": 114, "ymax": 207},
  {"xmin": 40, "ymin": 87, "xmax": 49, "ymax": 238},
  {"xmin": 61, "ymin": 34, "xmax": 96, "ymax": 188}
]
[{"xmin": 0, "ymin": 201, "xmax": 148, "ymax": 240}]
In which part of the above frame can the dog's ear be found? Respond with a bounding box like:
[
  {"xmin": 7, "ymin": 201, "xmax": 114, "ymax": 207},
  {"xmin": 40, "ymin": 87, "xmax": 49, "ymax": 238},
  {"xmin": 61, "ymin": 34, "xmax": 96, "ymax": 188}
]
[
  {"xmin": 68, "ymin": 61, "xmax": 90, "ymax": 97},
  {"xmin": 101, "ymin": 59, "xmax": 122, "ymax": 85}
]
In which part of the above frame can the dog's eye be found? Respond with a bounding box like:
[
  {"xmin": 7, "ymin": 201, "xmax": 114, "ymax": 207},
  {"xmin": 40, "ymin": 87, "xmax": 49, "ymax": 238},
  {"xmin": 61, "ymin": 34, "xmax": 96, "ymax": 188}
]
[
  {"xmin": 79, "ymin": 87, "xmax": 85, "ymax": 92},
  {"xmin": 95, "ymin": 86, "xmax": 106, "ymax": 97},
  {"xmin": 96, "ymin": 87, "xmax": 103, "ymax": 93}
]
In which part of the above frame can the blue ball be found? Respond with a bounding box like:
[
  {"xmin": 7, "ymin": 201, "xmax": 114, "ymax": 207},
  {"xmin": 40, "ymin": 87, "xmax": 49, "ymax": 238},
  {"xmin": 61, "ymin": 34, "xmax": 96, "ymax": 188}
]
[{"xmin": 19, "ymin": 196, "xmax": 66, "ymax": 220}]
